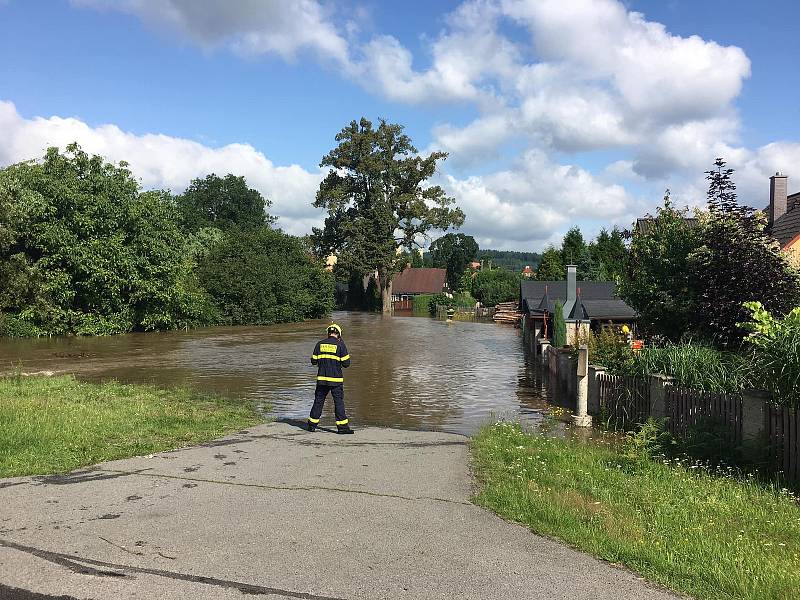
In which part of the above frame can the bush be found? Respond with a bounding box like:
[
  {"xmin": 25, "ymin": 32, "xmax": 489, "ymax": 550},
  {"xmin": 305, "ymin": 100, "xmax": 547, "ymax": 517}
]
[
  {"xmin": 741, "ymin": 302, "xmax": 800, "ymax": 406},
  {"xmin": 471, "ymin": 268, "xmax": 519, "ymax": 307},
  {"xmin": 198, "ymin": 227, "xmax": 334, "ymax": 325},
  {"xmin": 412, "ymin": 294, "xmax": 437, "ymax": 314}
]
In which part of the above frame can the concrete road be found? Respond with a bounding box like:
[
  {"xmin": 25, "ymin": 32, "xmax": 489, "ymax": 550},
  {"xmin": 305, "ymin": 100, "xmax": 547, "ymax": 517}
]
[{"xmin": 0, "ymin": 422, "xmax": 681, "ymax": 599}]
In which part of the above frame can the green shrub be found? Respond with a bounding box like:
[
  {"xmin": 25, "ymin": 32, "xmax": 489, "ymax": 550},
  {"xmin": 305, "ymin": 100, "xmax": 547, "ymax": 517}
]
[
  {"xmin": 625, "ymin": 344, "xmax": 750, "ymax": 393},
  {"xmin": 412, "ymin": 294, "xmax": 437, "ymax": 314},
  {"xmin": 198, "ymin": 227, "xmax": 334, "ymax": 325},
  {"xmin": 741, "ymin": 301, "xmax": 800, "ymax": 406},
  {"xmin": 553, "ymin": 301, "xmax": 566, "ymax": 348},
  {"xmin": 472, "ymin": 268, "xmax": 519, "ymax": 306}
]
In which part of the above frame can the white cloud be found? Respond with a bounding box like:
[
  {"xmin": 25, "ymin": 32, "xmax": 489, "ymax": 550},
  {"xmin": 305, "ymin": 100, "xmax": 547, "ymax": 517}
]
[
  {"xmin": 72, "ymin": 0, "xmax": 351, "ymax": 65},
  {"xmin": 440, "ymin": 149, "xmax": 636, "ymax": 249},
  {"xmin": 0, "ymin": 101, "xmax": 326, "ymax": 235}
]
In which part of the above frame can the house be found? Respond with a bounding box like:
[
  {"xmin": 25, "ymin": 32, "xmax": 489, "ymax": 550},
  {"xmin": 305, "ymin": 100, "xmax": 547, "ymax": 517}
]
[
  {"xmin": 519, "ymin": 265, "xmax": 637, "ymax": 354},
  {"xmin": 391, "ymin": 267, "xmax": 448, "ymax": 311},
  {"xmin": 764, "ymin": 172, "xmax": 800, "ymax": 264}
]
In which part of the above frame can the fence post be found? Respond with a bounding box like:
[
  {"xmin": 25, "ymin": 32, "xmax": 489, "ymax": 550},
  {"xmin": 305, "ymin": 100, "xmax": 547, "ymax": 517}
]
[
  {"xmin": 741, "ymin": 389, "xmax": 769, "ymax": 442},
  {"xmin": 649, "ymin": 374, "xmax": 673, "ymax": 420},
  {"xmin": 573, "ymin": 345, "xmax": 592, "ymax": 427},
  {"xmin": 587, "ymin": 365, "xmax": 605, "ymax": 416}
]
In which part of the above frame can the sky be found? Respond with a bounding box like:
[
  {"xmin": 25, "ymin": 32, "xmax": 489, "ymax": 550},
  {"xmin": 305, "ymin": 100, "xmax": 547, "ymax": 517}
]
[{"xmin": 2, "ymin": 0, "xmax": 800, "ymax": 251}]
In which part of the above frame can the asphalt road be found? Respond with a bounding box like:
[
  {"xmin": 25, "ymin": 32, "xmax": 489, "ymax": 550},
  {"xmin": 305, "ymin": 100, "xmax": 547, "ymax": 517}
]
[{"xmin": 0, "ymin": 422, "xmax": 682, "ymax": 599}]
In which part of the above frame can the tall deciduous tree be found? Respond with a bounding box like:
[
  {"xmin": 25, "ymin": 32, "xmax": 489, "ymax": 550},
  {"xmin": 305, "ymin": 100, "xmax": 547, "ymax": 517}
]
[
  {"xmin": 177, "ymin": 174, "xmax": 273, "ymax": 232},
  {"xmin": 429, "ymin": 233, "xmax": 479, "ymax": 291},
  {"xmin": 618, "ymin": 192, "xmax": 701, "ymax": 341},
  {"xmin": 313, "ymin": 118, "xmax": 464, "ymax": 313}
]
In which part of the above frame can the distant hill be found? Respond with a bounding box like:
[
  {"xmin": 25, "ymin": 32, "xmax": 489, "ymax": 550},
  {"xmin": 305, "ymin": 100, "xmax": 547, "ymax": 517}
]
[{"xmin": 476, "ymin": 249, "xmax": 542, "ymax": 272}]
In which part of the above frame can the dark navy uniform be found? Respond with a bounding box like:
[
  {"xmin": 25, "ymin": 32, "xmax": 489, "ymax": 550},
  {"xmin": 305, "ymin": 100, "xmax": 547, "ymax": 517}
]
[{"xmin": 308, "ymin": 329, "xmax": 352, "ymax": 432}]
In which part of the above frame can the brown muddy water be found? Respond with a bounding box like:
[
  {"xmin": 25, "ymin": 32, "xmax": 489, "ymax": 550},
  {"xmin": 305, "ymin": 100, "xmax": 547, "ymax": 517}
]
[{"xmin": 0, "ymin": 312, "xmax": 555, "ymax": 435}]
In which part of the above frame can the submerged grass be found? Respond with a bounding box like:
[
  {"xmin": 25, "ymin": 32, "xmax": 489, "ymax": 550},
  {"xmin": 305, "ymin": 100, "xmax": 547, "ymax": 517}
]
[
  {"xmin": 0, "ymin": 375, "xmax": 266, "ymax": 478},
  {"xmin": 472, "ymin": 422, "xmax": 800, "ymax": 600}
]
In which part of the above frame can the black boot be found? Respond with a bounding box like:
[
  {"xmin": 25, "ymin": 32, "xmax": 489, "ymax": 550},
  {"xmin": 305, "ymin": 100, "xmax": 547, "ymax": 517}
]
[
  {"xmin": 307, "ymin": 421, "xmax": 318, "ymax": 432},
  {"xmin": 337, "ymin": 424, "xmax": 354, "ymax": 435}
]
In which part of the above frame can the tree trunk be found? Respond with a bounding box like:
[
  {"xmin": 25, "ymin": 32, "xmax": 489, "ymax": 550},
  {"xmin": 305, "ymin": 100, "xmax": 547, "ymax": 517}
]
[{"xmin": 380, "ymin": 272, "xmax": 393, "ymax": 314}]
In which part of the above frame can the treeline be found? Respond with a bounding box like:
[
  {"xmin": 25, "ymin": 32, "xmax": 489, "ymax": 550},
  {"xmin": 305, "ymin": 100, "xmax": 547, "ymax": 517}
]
[
  {"xmin": 475, "ymin": 249, "xmax": 541, "ymax": 272},
  {"xmin": 0, "ymin": 144, "xmax": 333, "ymax": 337},
  {"xmin": 537, "ymin": 227, "xmax": 626, "ymax": 281}
]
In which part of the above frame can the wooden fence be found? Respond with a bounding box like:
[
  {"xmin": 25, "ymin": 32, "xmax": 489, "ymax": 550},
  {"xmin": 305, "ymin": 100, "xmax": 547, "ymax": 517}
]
[
  {"xmin": 596, "ymin": 373, "xmax": 650, "ymax": 430},
  {"xmin": 664, "ymin": 386, "xmax": 743, "ymax": 446},
  {"xmin": 765, "ymin": 403, "xmax": 800, "ymax": 483}
]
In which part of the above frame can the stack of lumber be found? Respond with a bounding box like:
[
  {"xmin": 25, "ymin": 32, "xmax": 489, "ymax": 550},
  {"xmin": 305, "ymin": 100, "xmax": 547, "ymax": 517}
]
[{"xmin": 493, "ymin": 301, "xmax": 522, "ymax": 325}]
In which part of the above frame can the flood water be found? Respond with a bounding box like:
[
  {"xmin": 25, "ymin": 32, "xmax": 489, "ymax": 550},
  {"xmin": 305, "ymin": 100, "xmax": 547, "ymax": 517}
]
[{"xmin": 0, "ymin": 312, "xmax": 555, "ymax": 435}]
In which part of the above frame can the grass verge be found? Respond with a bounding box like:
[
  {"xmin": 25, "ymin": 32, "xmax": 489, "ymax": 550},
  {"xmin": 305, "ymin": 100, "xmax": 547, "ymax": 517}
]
[
  {"xmin": 0, "ymin": 375, "xmax": 266, "ymax": 478},
  {"xmin": 472, "ymin": 422, "xmax": 800, "ymax": 600}
]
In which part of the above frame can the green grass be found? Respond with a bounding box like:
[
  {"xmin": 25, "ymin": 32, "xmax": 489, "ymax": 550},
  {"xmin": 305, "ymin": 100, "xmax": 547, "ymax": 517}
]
[
  {"xmin": 0, "ymin": 375, "xmax": 266, "ymax": 478},
  {"xmin": 472, "ymin": 422, "xmax": 800, "ymax": 600}
]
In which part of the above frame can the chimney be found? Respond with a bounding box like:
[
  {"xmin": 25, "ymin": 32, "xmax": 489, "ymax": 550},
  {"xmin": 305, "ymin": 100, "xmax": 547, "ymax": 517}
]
[
  {"xmin": 770, "ymin": 172, "xmax": 789, "ymax": 227},
  {"xmin": 567, "ymin": 265, "xmax": 577, "ymax": 303},
  {"xmin": 564, "ymin": 264, "xmax": 577, "ymax": 318}
]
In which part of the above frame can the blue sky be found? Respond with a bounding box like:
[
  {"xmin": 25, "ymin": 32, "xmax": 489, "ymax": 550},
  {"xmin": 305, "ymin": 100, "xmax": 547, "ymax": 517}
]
[{"xmin": 2, "ymin": 0, "xmax": 799, "ymax": 250}]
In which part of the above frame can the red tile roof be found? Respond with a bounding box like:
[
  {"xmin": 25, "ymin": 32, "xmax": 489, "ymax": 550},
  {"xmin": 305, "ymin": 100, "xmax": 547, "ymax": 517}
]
[{"xmin": 392, "ymin": 268, "xmax": 447, "ymax": 294}]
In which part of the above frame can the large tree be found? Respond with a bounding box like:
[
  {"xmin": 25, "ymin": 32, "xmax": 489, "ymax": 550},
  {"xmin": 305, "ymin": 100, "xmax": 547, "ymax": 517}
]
[
  {"xmin": 429, "ymin": 233, "xmax": 479, "ymax": 291},
  {"xmin": 536, "ymin": 246, "xmax": 565, "ymax": 280},
  {"xmin": 471, "ymin": 268, "xmax": 520, "ymax": 307},
  {"xmin": 687, "ymin": 159, "xmax": 800, "ymax": 347},
  {"xmin": 0, "ymin": 144, "xmax": 212, "ymax": 336},
  {"xmin": 176, "ymin": 173, "xmax": 273, "ymax": 232},
  {"xmin": 618, "ymin": 192, "xmax": 701, "ymax": 341},
  {"xmin": 592, "ymin": 227, "xmax": 627, "ymax": 281},
  {"xmin": 312, "ymin": 118, "xmax": 465, "ymax": 313}
]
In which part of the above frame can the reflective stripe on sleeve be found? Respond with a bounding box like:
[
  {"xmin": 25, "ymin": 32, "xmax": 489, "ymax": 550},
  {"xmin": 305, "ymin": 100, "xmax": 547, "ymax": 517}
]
[
  {"xmin": 317, "ymin": 376, "xmax": 344, "ymax": 383},
  {"xmin": 340, "ymin": 354, "xmax": 350, "ymax": 361}
]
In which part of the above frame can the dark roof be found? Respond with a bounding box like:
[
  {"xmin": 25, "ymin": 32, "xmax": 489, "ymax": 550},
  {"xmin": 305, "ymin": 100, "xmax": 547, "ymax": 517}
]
[
  {"xmin": 582, "ymin": 300, "xmax": 638, "ymax": 320},
  {"xmin": 392, "ymin": 268, "xmax": 447, "ymax": 295},
  {"xmin": 520, "ymin": 280, "xmax": 637, "ymax": 321},
  {"xmin": 636, "ymin": 217, "xmax": 699, "ymax": 234},
  {"xmin": 768, "ymin": 191, "xmax": 800, "ymax": 247}
]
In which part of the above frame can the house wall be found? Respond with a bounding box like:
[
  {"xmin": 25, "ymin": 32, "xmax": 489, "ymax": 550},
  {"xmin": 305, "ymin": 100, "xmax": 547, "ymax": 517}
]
[{"xmin": 784, "ymin": 236, "xmax": 800, "ymax": 267}]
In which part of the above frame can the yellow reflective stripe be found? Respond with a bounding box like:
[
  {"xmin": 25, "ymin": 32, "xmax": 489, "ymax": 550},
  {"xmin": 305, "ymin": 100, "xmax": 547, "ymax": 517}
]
[
  {"xmin": 336, "ymin": 419, "xmax": 349, "ymax": 425},
  {"xmin": 317, "ymin": 376, "xmax": 344, "ymax": 383},
  {"xmin": 340, "ymin": 354, "xmax": 350, "ymax": 361},
  {"xmin": 315, "ymin": 354, "xmax": 341, "ymax": 361},
  {"xmin": 308, "ymin": 417, "xmax": 320, "ymax": 424},
  {"xmin": 311, "ymin": 355, "xmax": 319, "ymax": 360}
]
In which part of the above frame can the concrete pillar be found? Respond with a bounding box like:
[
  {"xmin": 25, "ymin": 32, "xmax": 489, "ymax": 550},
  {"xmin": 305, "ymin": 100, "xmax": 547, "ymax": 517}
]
[
  {"xmin": 587, "ymin": 365, "xmax": 605, "ymax": 415},
  {"xmin": 649, "ymin": 374, "xmax": 674, "ymax": 420},
  {"xmin": 532, "ymin": 322, "xmax": 542, "ymax": 356},
  {"xmin": 573, "ymin": 345, "xmax": 592, "ymax": 427},
  {"xmin": 539, "ymin": 339, "xmax": 550, "ymax": 363},
  {"xmin": 742, "ymin": 389, "xmax": 769, "ymax": 442}
]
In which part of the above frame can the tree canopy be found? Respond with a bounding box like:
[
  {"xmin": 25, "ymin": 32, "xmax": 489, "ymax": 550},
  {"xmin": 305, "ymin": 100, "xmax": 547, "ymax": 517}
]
[
  {"xmin": 429, "ymin": 233, "xmax": 478, "ymax": 291},
  {"xmin": 536, "ymin": 247, "xmax": 565, "ymax": 280},
  {"xmin": 0, "ymin": 145, "xmax": 335, "ymax": 337},
  {"xmin": 0, "ymin": 144, "xmax": 211, "ymax": 335},
  {"xmin": 176, "ymin": 173, "xmax": 273, "ymax": 232},
  {"xmin": 620, "ymin": 160, "xmax": 800, "ymax": 346},
  {"xmin": 472, "ymin": 268, "xmax": 520, "ymax": 307},
  {"xmin": 312, "ymin": 118, "xmax": 464, "ymax": 312},
  {"xmin": 198, "ymin": 227, "xmax": 333, "ymax": 325}
]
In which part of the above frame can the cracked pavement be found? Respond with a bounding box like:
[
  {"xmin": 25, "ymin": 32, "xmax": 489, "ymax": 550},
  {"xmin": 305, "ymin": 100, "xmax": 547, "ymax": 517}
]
[{"xmin": 0, "ymin": 422, "xmax": 681, "ymax": 599}]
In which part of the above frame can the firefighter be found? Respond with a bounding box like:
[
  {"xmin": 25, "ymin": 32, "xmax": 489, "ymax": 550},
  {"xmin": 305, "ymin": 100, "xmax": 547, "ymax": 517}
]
[{"xmin": 307, "ymin": 323, "xmax": 354, "ymax": 434}]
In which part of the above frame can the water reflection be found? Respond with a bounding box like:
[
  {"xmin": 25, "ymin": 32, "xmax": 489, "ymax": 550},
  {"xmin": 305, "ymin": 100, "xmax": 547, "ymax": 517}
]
[{"xmin": 0, "ymin": 312, "xmax": 554, "ymax": 436}]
